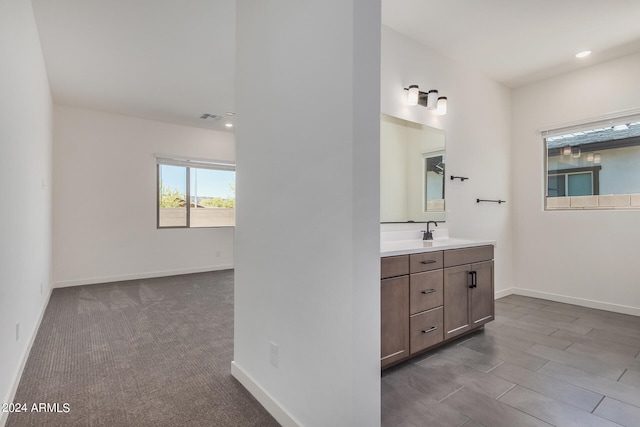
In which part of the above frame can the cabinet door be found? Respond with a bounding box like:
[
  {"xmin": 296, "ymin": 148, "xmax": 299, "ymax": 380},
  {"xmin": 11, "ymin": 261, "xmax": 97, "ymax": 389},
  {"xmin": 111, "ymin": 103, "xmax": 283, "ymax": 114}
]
[
  {"xmin": 381, "ymin": 276, "xmax": 409, "ymax": 368},
  {"xmin": 470, "ymin": 260, "xmax": 494, "ymax": 327},
  {"xmin": 443, "ymin": 265, "xmax": 471, "ymax": 340}
]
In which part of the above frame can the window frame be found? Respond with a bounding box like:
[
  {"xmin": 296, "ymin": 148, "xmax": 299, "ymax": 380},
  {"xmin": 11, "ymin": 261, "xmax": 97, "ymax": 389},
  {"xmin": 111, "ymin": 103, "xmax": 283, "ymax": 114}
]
[
  {"xmin": 156, "ymin": 157, "xmax": 235, "ymax": 229},
  {"xmin": 542, "ymin": 111, "xmax": 640, "ymax": 211}
]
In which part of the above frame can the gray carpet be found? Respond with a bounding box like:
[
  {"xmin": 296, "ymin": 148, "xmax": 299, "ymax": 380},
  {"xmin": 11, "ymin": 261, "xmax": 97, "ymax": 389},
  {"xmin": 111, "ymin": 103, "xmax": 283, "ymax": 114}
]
[{"xmin": 7, "ymin": 270, "xmax": 279, "ymax": 427}]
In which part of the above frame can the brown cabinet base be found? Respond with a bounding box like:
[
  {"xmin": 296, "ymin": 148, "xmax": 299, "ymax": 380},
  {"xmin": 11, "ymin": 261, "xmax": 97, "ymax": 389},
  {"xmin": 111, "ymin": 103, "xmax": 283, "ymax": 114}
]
[
  {"xmin": 384, "ymin": 325, "xmax": 486, "ymax": 370},
  {"xmin": 381, "ymin": 245, "xmax": 494, "ymax": 369}
]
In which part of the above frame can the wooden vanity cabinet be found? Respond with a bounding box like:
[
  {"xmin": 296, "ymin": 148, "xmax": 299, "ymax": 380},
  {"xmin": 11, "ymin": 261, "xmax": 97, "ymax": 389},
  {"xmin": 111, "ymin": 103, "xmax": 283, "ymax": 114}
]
[
  {"xmin": 381, "ymin": 245, "xmax": 494, "ymax": 368},
  {"xmin": 381, "ymin": 256, "xmax": 410, "ymax": 368}
]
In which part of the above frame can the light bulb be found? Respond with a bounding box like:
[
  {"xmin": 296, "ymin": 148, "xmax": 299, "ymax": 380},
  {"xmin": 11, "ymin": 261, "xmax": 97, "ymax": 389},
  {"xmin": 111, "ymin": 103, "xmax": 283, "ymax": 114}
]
[
  {"xmin": 436, "ymin": 97, "xmax": 447, "ymax": 115},
  {"xmin": 426, "ymin": 90, "xmax": 438, "ymax": 110},
  {"xmin": 407, "ymin": 85, "xmax": 419, "ymax": 106}
]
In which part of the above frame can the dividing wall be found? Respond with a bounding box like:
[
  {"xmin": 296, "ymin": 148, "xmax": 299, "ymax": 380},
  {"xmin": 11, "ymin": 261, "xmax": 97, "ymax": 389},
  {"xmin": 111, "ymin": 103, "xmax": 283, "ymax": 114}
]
[{"xmin": 0, "ymin": 0, "xmax": 53, "ymax": 420}]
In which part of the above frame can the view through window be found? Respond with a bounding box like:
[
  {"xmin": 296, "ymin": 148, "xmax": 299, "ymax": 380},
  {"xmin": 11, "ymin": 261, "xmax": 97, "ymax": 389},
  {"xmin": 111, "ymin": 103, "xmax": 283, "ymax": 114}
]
[
  {"xmin": 544, "ymin": 117, "xmax": 640, "ymax": 210},
  {"xmin": 157, "ymin": 158, "xmax": 235, "ymax": 228}
]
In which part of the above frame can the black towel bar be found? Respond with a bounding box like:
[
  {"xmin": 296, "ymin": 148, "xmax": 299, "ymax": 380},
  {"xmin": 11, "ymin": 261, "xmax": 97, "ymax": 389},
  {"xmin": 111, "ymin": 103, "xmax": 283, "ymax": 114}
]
[{"xmin": 477, "ymin": 198, "xmax": 506, "ymax": 204}]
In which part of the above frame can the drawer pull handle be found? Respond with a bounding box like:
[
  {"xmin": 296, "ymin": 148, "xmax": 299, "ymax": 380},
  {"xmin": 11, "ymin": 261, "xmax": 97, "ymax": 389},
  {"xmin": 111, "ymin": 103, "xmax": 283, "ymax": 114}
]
[
  {"xmin": 468, "ymin": 271, "xmax": 477, "ymax": 288},
  {"xmin": 421, "ymin": 326, "xmax": 438, "ymax": 334},
  {"xmin": 419, "ymin": 260, "xmax": 437, "ymax": 265},
  {"xmin": 421, "ymin": 289, "xmax": 436, "ymax": 295}
]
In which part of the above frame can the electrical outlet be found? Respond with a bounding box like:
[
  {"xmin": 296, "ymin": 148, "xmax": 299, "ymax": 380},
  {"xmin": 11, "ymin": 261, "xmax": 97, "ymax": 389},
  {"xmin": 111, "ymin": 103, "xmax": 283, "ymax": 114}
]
[
  {"xmin": 270, "ymin": 341, "xmax": 278, "ymax": 367},
  {"xmin": 16, "ymin": 323, "xmax": 19, "ymax": 341}
]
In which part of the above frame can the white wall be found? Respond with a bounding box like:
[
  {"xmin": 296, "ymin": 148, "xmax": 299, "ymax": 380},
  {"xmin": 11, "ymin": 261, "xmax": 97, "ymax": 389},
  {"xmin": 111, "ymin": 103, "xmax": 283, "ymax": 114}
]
[
  {"xmin": 0, "ymin": 0, "xmax": 53, "ymax": 421},
  {"xmin": 233, "ymin": 1, "xmax": 381, "ymax": 426},
  {"xmin": 512, "ymin": 52, "xmax": 640, "ymax": 314},
  {"xmin": 53, "ymin": 106, "xmax": 235, "ymax": 287},
  {"xmin": 381, "ymin": 26, "xmax": 513, "ymax": 295}
]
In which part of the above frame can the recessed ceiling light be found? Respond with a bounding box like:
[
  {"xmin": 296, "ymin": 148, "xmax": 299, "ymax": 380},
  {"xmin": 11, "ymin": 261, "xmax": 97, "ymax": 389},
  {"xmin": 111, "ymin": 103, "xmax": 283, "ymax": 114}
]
[
  {"xmin": 225, "ymin": 112, "xmax": 236, "ymax": 116},
  {"xmin": 225, "ymin": 123, "xmax": 233, "ymax": 128},
  {"xmin": 575, "ymin": 50, "xmax": 591, "ymax": 58}
]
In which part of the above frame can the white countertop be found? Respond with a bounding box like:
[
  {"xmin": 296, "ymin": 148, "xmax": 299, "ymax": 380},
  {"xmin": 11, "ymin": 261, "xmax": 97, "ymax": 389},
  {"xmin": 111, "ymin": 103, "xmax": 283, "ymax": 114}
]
[{"xmin": 380, "ymin": 237, "xmax": 495, "ymax": 257}]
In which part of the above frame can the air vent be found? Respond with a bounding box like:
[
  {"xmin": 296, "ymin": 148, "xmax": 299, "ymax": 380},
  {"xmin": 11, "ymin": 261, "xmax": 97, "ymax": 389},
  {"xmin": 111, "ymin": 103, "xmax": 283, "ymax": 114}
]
[{"xmin": 200, "ymin": 113, "xmax": 221, "ymax": 120}]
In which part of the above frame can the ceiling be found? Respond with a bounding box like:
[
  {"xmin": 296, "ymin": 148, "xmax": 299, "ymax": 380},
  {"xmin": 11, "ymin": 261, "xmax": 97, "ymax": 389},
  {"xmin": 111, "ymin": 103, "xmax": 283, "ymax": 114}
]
[
  {"xmin": 31, "ymin": 1, "xmax": 640, "ymax": 130},
  {"xmin": 31, "ymin": 0, "xmax": 236, "ymax": 131},
  {"xmin": 382, "ymin": 0, "xmax": 640, "ymax": 88}
]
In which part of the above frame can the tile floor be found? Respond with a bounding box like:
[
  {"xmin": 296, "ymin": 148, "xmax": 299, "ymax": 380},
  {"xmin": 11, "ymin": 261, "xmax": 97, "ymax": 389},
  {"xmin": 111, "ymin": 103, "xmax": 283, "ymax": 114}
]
[{"xmin": 382, "ymin": 295, "xmax": 640, "ymax": 426}]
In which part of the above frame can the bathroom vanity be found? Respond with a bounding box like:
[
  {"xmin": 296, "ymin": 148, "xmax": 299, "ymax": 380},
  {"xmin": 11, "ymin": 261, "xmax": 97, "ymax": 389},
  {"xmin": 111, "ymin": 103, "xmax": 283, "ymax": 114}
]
[{"xmin": 380, "ymin": 238, "xmax": 495, "ymax": 369}]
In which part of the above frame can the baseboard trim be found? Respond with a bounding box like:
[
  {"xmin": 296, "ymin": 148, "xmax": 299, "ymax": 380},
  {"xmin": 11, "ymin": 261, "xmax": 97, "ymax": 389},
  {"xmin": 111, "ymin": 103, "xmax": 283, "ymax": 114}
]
[
  {"xmin": 1, "ymin": 287, "xmax": 53, "ymax": 427},
  {"xmin": 509, "ymin": 287, "xmax": 640, "ymax": 317},
  {"xmin": 494, "ymin": 287, "xmax": 515, "ymax": 299},
  {"xmin": 53, "ymin": 264, "xmax": 234, "ymax": 288},
  {"xmin": 231, "ymin": 361, "xmax": 301, "ymax": 427}
]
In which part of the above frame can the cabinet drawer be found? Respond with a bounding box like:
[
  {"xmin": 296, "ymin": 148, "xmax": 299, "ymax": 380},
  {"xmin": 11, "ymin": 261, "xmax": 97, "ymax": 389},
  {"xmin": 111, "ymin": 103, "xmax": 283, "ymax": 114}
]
[
  {"xmin": 410, "ymin": 270, "xmax": 443, "ymax": 315},
  {"xmin": 409, "ymin": 251, "xmax": 443, "ymax": 273},
  {"xmin": 444, "ymin": 245, "xmax": 493, "ymax": 268},
  {"xmin": 410, "ymin": 307, "xmax": 443, "ymax": 354},
  {"xmin": 381, "ymin": 255, "xmax": 409, "ymax": 279}
]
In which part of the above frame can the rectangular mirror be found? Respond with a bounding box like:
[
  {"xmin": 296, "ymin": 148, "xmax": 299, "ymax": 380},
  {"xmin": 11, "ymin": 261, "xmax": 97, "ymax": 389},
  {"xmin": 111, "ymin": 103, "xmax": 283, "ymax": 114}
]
[{"xmin": 381, "ymin": 114, "xmax": 446, "ymax": 223}]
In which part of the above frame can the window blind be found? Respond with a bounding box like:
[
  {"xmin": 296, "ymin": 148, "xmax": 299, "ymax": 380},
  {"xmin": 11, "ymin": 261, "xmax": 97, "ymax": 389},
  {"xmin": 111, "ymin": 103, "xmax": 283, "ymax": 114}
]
[
  {"xmin": 540, "ymin": 110, "xmax": 640, "ymax": 139},
  {"xmin": 156, "ymin": 156, "xmax": 235, "ymax": 171}
]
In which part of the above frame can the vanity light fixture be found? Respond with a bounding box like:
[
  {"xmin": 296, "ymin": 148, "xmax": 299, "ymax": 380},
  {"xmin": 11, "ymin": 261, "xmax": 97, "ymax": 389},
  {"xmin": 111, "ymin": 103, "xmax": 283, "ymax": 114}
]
[
  {"xmin": 403, "ymin": 85, "xmax": 446, "ymax": 114},
  {"xmin": 571, "ymin": 146, "xmax": 581, "ymax": 158},
  {"xmin": 436, "ymin": 97, "xmax": 447, "ymax": 115}
]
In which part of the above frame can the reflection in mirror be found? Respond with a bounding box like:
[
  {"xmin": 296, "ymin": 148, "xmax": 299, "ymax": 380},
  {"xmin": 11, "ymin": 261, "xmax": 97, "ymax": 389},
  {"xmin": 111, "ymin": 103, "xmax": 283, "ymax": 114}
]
[
  {"xmin": 425, "ymin": 151, "xmax": 445, "ymax": 212},
  {"xmin": 381, "ymin": 114, "xmax": 446, "ymax": 223}
]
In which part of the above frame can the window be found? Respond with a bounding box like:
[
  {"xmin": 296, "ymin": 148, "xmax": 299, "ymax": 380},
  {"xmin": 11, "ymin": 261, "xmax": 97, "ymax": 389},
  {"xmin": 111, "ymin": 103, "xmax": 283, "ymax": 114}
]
[
  {"xmin": 547, "ymin": 169, "xmax": 600, "ymax": 197},
  {"xmin": 544, "ymin": 114, "xmax": 640, "ymax": 210},
  {"xmin": 157, "ymin": 157, "xmax": 235, "ymax": 228}
]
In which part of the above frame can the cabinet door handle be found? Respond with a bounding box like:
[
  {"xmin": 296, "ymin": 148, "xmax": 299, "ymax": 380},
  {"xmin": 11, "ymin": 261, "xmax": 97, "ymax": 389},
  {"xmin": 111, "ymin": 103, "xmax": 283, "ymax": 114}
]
[
  {"xmin": 420, "ymin": 260, "xmax": 437, "ymax": 265},
  {"xmin": 468, "ymin": 271, "xmax": 477, "ymax": 288},
  {"xmin": 421, "ymin": 289, "xmax": 436, "ymax": 295},
  {"xmin": 421, "ymin": 326, "xmax": 438, "ymax": 334}
]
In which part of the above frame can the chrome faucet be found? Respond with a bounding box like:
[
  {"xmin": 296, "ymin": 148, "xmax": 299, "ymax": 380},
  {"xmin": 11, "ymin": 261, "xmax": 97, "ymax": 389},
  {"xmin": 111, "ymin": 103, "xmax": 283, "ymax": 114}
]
[{"xmin": 422, "ymin": 221, "xmax": 438, "ymax": 240}]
